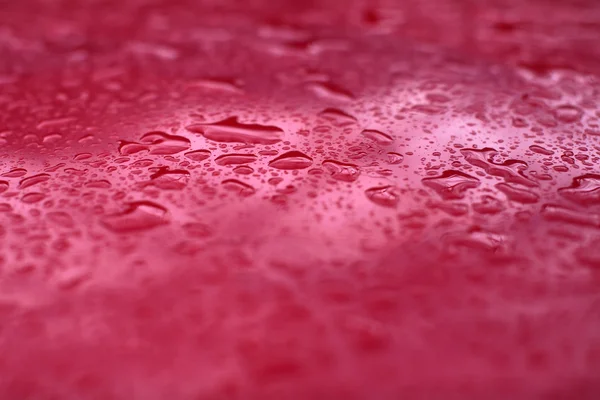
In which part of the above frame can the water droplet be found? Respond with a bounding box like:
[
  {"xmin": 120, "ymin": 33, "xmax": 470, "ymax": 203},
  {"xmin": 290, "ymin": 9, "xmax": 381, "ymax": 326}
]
[
  {"xmin": 2, "ymin": 168, "xmax": 27, "ymax": 178},
  {"xmin": 188, "ymin": 77, "xmax": 244, "ymax": 93},
  {"xmin": 322, "ymin": 160, "xmax": 360, "ymax": 182},
  {"xmin": 149, "ymin": 167, "xmax": 190, "ymax": 190},
  {"xmin": 22, "ymin": 192, "xmax": 45, "ymax": 203},
  {"xmin": 269, "ymin": 151, "xmax": 313, "ymax": 170},
  {"xmin": 119, "ymin": 141, "xmax": 148, "ymax": 156},
  {"xmin": 139, "ymin": 131, "xmax": 191, "ymax": 155},
  {"xmin": 182, "ymin": 222, "xmax": 213, "ymax": 238},
  {"xmin": 317, "ymin": 108, "xmax": 357, "ymax": 126},
  {"xmin": 74, "ymin": 153, "xmax": 92, "ymax": 161},
  {"xmin": 558, "ymin": 174, "xmax": 600, "ymax": 206},
  {"xmin": 42, "ymin": 133, "xmax": 63, "ymax": 144},
  {"xmin": 0, "ymin": 181, "xmax": 8, "ymax": 193},
  {"xmin": 36, "ymin": 117, "xmax": 76, "ymax": 130},
  {"xmin": 495, "ymin": 183, "xmax": 539, "ymax": 204},
  {"xmin": 472, "ymin": 195, "xmax": 504, "ymax": 215},
  {"xmin": 222, "ymin": 179, "xmax": 256, "ymax": 196},
  {"xmin": 361, "ymin": 129, "xmax": 394, "ymax": 146},
  {"xmin": 461, "ymin": 147, "xmax": 537, "ymax": 187},
  {"xmin": 19, "ymin": 173, "xmax": 50, "ymax": 189},
  {"xmin": 187, "ymin": 117, "xmax": 284, "ymax": 144},
  {"xmin": 234, "ymin": 165, "xmax": 254, "ymax": 175},
  {"xmin": 529, "ymin": 145, "xmax": 554, "ymax": 155},
  {"xmin": 365, "ymin": 185, "xmax": 400, "ymax": 208},
  {"xmin": 47, "ymin": 211, "xmax": 75, "ymax": 228},
  {"xmin": 422, "ymin": 170, "xmax": 480, "ymax": 200},
  {"xmin": 305, "ymin": 81, "xmax": 355, "ymax": 102},
  {"xmin": 215, "ymin": 153, "xmax": 258, "ymax": 166},
  {"xmin": 184, "ymin": 149, "xmax": 211, "ymax": 162},
  {"xmin": 85, "ymin": 180, "xmax": 112, "ymax": 189},
  {"xmin": 541, "ymin": 204, "xmax": 600, "ymax": 228},
  {"xmin": 554, "ymin": 105, "xmax": 583, "ymax": 123},
  {"xmin": 101, "ymin": 201, "xmax": 169, "ymax": 233},
  {"xmin": 386, "ymin": 152, "xmax": 404, "ymax": 164}
]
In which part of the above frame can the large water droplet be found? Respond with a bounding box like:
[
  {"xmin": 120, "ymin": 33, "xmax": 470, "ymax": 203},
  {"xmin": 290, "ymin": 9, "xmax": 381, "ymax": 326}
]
[
  {"xmin": 317, "ymin": 108, "xmax": 357, "ymax": 126},
  {"xmin": 101, "ymin": 201, "xmax": 169, "ymax": 233},
  {"xmin": 269, "ymin": 151, "xmax": 313, "ymax": 170},
  {"xmin": 495, "ymin": 183, "xmax": 539, "ymax": 204},
  {"xmin": 422, "ymin": 170, "xmax": 480, "ymax": 200},
  {"xmin": 386, "ymin": 152, "xmax": 404, "ymax": 165},
  {"xmin": 305, "ymin": 81, "xmax": 355, "ymax": 102},
  {"xmin": 19, "ymin": 173, "xmax": 50, "ymax": 190},
  {"xmin": 529, "ymin": 145, "xmax": 554, "ymax": 155},
  {"xmin": 215, "ymin": 153, "xmax": 258, "ymax": 166},
  {"xmin": 558, "ymin": 174, "xmax": 600, "ymax": 206},
  {"xmin": 187, "ymin": 117, "xmax": 284, "ymax": 144},
  {"xmin": 322, "ymin": 160, "xmax": 360, "ymax": 182},
  {"xmin": 139, "ymin": 131, "xmax": 191, "ymax": 155},
  {"xmin": 553, "ymin": 104, "xmax": 583, "ymax": 123},
  {"xmin": 222, "ymin": 179, "xmax": 256, "ymax": 196},
  {"xmin": 149, "ymin": 167, "xmax": 190, "ymax": 190},
  {"xmin": 0, "ymin": 181, "xmax": 8, "ymax": 193},
  {"xmin": 361, "ymin": 129, "xmax": 394, "ymax": 146},
  {"xmin": 541, "ymin": 204, "xmax": 600, "ymax": 228},
  {"xmin": 184, "ymin": 149, "xmax": 211, "ymax": 162},
  {"xmin": 2, "ymin": 168, "xmax": 27, "ymax": 178},
  {"xmin": 365, "ymin": 185, "xmax": 400, "ymax": 208},
  {"xmin": 461, "ymin": 147, "xmax": 537, "ymax": 187}
]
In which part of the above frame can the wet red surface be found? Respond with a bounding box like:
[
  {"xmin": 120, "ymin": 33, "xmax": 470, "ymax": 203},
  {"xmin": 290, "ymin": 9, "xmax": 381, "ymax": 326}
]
[{"xmin": 1, "ymin": 0, "xmax": 600, "ymax": 399}]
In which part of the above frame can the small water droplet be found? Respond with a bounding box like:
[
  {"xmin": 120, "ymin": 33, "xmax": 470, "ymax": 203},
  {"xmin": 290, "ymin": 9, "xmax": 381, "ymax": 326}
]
[
  {"xmin": 461, "ymin": 147, "xmax": 537, "ymax": 187},
  {"xmin": 472, "ymin": 195, "xmax": 504, "ymax": 215},
  {"xmin": 422, "ymin": 170, "xmax": 480, "ymax": 200},
  {"xmin": 269, "ymin": 151, "xmax": 313, "ymax": 170},
  {"xmin": 42, "ymin": 133, "xmax": 63, "ymax": 144},
  {"xmin": 22, "ymin": 192, "xmax": 45, "ymax": 203},
  {"xmin": 187, "ymin": 117, "xmax": 284, "ymax": 144},
  {"xmin": 234, "ymin": 165, "xmax": 254, "ymax": 175},
  {"xmin": 0, "ymin": 181, "xmax": 8, "ymax": 193},
  {"xmin": 361, "ymin": 129, "xmax": 394, "ymax": 146},
  {"xmin": 85, "ymin": 180, "xmax": 112, "ymax": 189},
  {"xmin": 365, "ymin": 185, "xmax": 400, "ymax": 208},
  {"xmin": 101, "ymin": 201, "xmax": 169, "ymax": 233},
  {"xmin": 554, "ymin": 105, "xmax": 583, "ymax": 123}
]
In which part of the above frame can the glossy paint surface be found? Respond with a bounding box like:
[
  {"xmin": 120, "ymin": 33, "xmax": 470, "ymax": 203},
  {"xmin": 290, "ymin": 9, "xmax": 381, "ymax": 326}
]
[{"xmin": 1, "ymin": 0, "xmax": 600, "ymax": 399}]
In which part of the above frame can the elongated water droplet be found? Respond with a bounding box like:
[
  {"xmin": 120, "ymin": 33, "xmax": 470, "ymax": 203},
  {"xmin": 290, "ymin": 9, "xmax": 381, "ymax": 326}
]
[
  {"xmin": 461, "ymin": 147, "xmax": 537, "ymax": 187},
  {"xmin": 386, "ymin": 152, "xmax": 404, "ymax": 164},
  {"xmin": 365, "ymin": 185, "xmax": 400, "ymax": 208},
  {"xmin": 422, "ymin": 170, "xmax": 480, "ymax": 200},
  {"xmin": 184, "ymin": 149, "xmax": 211, "ymax": 162},
  {"xmin": 305, "ymin": 81, "xmax": 355, "ymax": 102},
  {"xmin": 149, "ymin": 167, "xmax": 190, "ymax": 190},
  {"xmin": 322, "ymin": 160, "xmax": 360, "ymax": 182},
  {"xmin": 222, "ymin": 179, "xmax": 256, "ymax": 196},
  {"xmin": 361, "ymin": 129, "xmax": 394, "ymax": 146},
  {"xmin": 2, "ymin": 168, "xmax": 27, "ymax": 178},
  {"xmin": 19, "ymin": 173, "xmax": 50, "ymax": 189},
  {"xmin": 317, "ymin": 108, "xmax": 357, "ymax": 126},
  {"xmin": 187, "ymin": 117, "xmax": 284, "ymax": 144},
  {"xmin": 215, "ymin": 153, "xmax": 258, "ymax": 166},
  {"xmin": 495, "ymin": 183, "xmax": 539, "ymax": 204},
  {"xmin": 101, "ymin": 201, "xmax": 169, "ymax": 233},
  {"xmin": 269, "ymin": 151, "xmax": 313, "ymax": 170},
  {"xmin": 558, "ymin": 174, "xmax": 600, "ymax": 206},
  {"xmin": 529, "ymin": 145, "xmax": 554, "ymax": 155},
  {"xmin": 139, "ymin": 131, "xmax": 191, "ymax": 155}
]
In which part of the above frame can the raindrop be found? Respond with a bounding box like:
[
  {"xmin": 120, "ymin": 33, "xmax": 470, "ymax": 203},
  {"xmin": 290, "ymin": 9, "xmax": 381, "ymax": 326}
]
[
  {"xmin": 2, "ymin": 168, "xmax": 27, "ymax": 178},
  {"xmin": 529, "ymin": 145, "xmax": 554, "ymax": 156},
  {"xmin": 222, "ymin": 179, "xmax": 256, "ymax": 196},
  {"xmin": 365, "ymin": 185, "xmax": 400, "ymax": 208},
  {"xmin": 187, "ymin": 117, "xmax": 284, "ymax": 144},
  {"xmin": 22, "ymin": 193, "xmax": 46, "ymax": 203},
  {"xmin": 215, "ymin": 153, "xmax": 258, "ymax": 166},
  {"xmin": 422, "ymin": 170, "xmax": 480, "ymax": 200},
  {"xmin": 361, "ymin": 129, "xmax": 394, "ymax": 146},
  {"xmin": 101, "ymin": 201, "xmax": 169, "ymax": 233},
  {"xmin": 386, "ymin": 152, "xmax": 404, "ymax": 164},
  {"xmin": 305, "ymin": 81, "xmax": 355, "ymax": 102},
  {"xmin": 184, "ymin": 149, "xmax": 211, "ymax": 162},
  {"xmin": 495, "ymin": 183, "xmax": 539, "ymax": 204},
  {"xmin": 19, "ymin": 173, "xmax": 51, "ymax": 189},
  {"xmin": 140, "ymin": 131, "xmax": 191, "ymax": 155},
  {"xmin": 149, "ymin": 167, "xmax": 190, "ymax": 190},
  {"xmin": 472, "ymin": 195, "xmax": 504, "ymax": 215},
  {"xmin": 317, "ymin": 108, "xmax": 357, "ymax": 126},
  {"xmin": 269, "ymin": 151, "xmax": 313, "ymax": 170},
  {"xmin": 558, "ymin": 174, "xmax": 600, "ymax": 206},
  {"xmin": 322, "ymin": 160, "xmax": 360, "ymax": 182},
  {"xmin": 461, "ymin": 147, "xmax": 537, "ymax": 187},
  {"xmin": 234, "ymin": 165, "xmax": 254, "ymax": 175},
  {"xmin": 0, "ymin": 181, "xmax": 8, "ymax": 193},
  {"xmin": 554, "ymin": 105, "xmax": 583, "ymax": 123}
]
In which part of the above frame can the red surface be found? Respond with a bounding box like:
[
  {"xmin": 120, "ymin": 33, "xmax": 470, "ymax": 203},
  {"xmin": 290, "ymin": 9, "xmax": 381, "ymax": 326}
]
[{"xmin": 1, "ymin": 0, "xmax": 600, "ymax": 399}]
